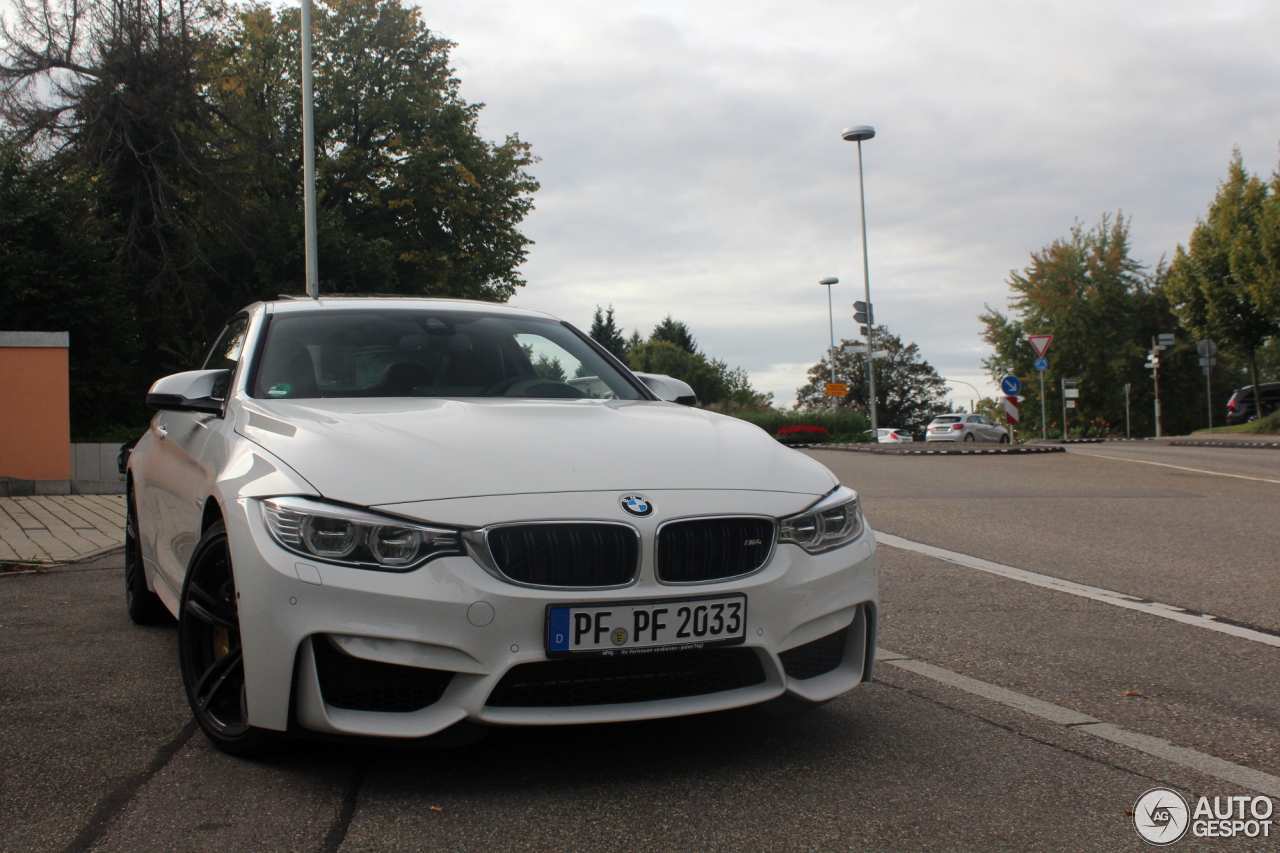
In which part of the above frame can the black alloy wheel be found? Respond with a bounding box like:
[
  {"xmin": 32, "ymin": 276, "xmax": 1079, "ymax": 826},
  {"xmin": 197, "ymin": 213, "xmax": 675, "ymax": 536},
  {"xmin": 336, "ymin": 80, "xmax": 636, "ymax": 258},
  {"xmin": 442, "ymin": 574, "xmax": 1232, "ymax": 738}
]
[
  {"xmin": 963, "ymin": 433, "xmax": 976, "ymax": 442},
  {"xmin": 178, "ymin": 520, "xmax": 274, "ymax": 757},
  {"xmin": 125, "ymin": 483, "xmax": 169, "ymax": 624},
  {"xmin": 999, "ymin": 434, "xmax": 1011, "ymax": 444}
]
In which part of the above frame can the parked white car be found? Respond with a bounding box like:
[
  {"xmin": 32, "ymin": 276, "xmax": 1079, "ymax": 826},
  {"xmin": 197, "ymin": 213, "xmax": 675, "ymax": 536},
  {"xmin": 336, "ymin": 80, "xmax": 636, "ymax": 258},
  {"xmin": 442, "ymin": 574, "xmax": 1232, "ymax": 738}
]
[
  {"xmin": 924, "ymin": 414, "xmax": 1010, "ymax": 443},
  {"xmin": 870, "ymin": 428, "xmax": 914, "ymax": 443},
  {"xmin": 125, "ymin": 298, "xmax": 879, "ymax": 755}
]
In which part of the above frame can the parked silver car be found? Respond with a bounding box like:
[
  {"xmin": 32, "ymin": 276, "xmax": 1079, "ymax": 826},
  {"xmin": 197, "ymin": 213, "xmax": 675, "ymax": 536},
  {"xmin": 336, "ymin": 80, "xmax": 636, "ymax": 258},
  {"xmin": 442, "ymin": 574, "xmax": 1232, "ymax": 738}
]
[
  {"xmin": 924, "ymin": 414, "xmax": 1009, "ymax": 443},
  {"xmin": 869, "ymin": 428, "xmax": 914, "ymax": 443}
]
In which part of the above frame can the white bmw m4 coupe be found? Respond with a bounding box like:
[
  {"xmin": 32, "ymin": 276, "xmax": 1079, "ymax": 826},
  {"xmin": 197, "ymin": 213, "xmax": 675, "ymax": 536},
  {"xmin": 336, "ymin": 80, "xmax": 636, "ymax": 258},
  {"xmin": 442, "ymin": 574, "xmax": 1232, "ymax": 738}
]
[{"xmin": 125, "ymin": 297, "xmax": 878, "ymax": 755}]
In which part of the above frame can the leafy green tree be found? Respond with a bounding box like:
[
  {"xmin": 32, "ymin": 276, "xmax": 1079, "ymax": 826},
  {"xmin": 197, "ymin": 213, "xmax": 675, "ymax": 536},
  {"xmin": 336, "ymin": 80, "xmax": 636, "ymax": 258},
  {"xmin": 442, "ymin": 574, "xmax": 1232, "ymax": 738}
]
[
  {"xmin": 589, "ymin": 305, "xmax": 628, "ymax": 358},
  {"xmin": 0, "ymin": 140, "xmax": 140, "ymax": 435},
  {"xmin": 1167, "ymin": 151, "xmax": 1279, "ymax": 415},
  {"xmin": 0, "ymin": 0, "xmax": 540, "ymax": 431},
  {"xmin": 649, "ymin": 316, "xmax": 697, "ymax": 354},
  {"xmin": 980, "ymin": 215, "xmax": 1207, "ymax": 437},
  {"xmin": 795, "ymin": 326, "xmax": 951, "ymax": 429}
]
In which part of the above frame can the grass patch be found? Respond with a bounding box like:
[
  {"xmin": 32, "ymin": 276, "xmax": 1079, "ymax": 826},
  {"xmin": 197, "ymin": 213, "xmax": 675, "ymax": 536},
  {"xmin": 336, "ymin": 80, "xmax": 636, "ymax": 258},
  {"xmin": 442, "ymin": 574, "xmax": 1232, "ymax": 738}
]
[
  {"xmin": 1191, "ymin": 421, "xmax": 1256, "ymax": 434},
  {"xmin": 1248, "ymin": 410, "xmax": 1280, "ymax": 435}
]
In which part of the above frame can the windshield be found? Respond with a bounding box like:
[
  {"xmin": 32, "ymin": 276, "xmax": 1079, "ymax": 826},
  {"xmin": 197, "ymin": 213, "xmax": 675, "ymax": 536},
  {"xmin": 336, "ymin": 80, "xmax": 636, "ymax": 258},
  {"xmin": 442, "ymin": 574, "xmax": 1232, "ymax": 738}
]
[{"xmin": 251, "ymin": 310, "xmax": 646, "ymax": 401}]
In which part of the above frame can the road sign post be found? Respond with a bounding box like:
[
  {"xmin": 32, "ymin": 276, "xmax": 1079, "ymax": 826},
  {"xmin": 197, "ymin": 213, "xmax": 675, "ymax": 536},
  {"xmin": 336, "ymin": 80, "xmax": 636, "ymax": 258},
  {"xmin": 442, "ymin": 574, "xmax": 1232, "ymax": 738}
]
[
  {"xmin": 1026, "ymin": 335, "xmax": 1053, "ymax": 439},
  {"xmin": 1197, "ymin": 340, "xmax": 1217, "ymax": 433},
  {"xmin": 1061, "ymin": 379, "xmax": 1078, "ymax": 439}
]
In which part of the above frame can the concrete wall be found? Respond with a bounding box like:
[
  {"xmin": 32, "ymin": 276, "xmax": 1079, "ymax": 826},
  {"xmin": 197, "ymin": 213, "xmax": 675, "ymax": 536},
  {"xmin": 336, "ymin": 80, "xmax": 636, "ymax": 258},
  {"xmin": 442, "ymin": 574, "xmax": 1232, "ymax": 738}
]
[
  {"xmin": 0, "ymin": 332, "xmax": 71, "ymax": 480},
  {"xmin": 70, "ymin": 443, "xmax": 128, "ymax": 494}
]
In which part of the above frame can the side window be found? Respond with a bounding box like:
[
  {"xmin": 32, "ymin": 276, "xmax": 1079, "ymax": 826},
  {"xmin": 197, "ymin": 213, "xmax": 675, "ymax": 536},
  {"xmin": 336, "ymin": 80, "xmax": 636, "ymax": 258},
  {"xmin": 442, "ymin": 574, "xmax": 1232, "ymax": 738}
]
[{"xmin": 203, "ymin": 316, "xmax": 250, "ymax": 372}]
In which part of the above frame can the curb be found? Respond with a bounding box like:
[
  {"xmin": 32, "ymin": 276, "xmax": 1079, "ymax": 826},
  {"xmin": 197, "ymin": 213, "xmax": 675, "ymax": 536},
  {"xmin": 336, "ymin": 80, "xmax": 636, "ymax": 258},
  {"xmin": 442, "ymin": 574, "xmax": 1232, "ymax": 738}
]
[
  {"xmin": 802, "ymin": 443, "xmax": 1067, "ymax": 456},
  {"xmin": 1168, "ymin": 439, "xmax": 1280, "ymax": 450}
]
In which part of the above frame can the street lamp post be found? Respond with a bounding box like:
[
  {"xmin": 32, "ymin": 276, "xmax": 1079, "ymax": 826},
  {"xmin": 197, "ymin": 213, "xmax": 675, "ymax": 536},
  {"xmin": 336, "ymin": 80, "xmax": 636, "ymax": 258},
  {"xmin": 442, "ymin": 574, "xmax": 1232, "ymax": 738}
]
[
  {"xmin": 944, "ymin": 379, "xmax": 982, "ymax": 416},
  {"xmin": 819, "ymin": 277, "xmax": 839, "ymax": 410},
  {"xmin": 301, "ymin": 0, "xmax": 319, "ymax": 298},
  {"xmin": 843, "ymin": 125, "xmax": 877, "ymax": 432}
]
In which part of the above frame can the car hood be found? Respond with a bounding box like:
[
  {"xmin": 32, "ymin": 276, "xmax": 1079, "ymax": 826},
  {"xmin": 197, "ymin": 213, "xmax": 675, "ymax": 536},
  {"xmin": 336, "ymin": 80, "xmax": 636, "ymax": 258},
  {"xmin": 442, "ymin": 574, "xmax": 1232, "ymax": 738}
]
[{"xmin": 234, "ymin": 397, "xmax": 837, "ymax": 507}]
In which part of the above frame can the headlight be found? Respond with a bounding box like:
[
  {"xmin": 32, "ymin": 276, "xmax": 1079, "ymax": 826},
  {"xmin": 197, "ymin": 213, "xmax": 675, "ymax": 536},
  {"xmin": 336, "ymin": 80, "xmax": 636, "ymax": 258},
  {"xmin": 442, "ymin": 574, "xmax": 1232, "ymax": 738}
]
[
  {"xmin": 260, "ymin": 497, "xmax": 461, "ymax": 571},
  {"xmin": 778, "ymin": 486, "xmax": 863, "ymax": 554}
]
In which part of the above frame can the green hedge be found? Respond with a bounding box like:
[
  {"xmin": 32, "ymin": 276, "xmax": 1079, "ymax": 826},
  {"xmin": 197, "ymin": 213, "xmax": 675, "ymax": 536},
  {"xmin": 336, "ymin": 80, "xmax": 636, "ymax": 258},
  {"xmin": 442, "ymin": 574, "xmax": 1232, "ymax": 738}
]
[{"xmin": 716, "ymin": 408, "xmax": 873, "ymax": 443}]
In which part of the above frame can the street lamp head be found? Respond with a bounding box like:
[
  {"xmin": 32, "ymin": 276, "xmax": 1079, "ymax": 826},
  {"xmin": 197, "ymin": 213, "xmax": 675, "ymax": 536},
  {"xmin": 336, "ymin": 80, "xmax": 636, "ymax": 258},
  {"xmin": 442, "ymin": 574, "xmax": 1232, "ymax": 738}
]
[
  {"xmin": 819, "ymin": 277, "xmax": 839, "ymax": 286},
  {"xmin": 841, "ymin": 125, "xmax": 875, "ymax": 142}
]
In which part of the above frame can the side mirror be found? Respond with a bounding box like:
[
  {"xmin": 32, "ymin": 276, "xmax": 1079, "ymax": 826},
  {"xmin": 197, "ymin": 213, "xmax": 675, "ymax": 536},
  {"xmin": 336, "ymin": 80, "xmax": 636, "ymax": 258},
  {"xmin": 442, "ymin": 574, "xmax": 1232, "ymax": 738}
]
[
  {"xmin": 146, "ymin": 369, "xmax": 232, "ymax": 415},
  {"xmin": 635, "ymin": 372, "xmax": 698, "ymax": 406}
]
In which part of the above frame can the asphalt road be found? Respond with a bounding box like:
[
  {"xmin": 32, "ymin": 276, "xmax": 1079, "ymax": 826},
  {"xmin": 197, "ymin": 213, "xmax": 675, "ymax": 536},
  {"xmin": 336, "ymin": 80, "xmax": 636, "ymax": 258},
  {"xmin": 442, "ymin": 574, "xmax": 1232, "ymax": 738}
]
[{"xmin": 2, "ymin": 444, "xmax": 1276, "ymax": 851}]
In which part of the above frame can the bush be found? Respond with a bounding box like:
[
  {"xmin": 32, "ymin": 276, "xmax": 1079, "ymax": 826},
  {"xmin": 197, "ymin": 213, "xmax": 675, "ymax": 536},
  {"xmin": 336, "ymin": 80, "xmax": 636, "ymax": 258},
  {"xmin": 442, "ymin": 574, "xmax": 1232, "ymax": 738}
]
[
  {"xmin": 775, "ymin": 425, "xmax": 829, "ymax": 445},
  {"xmin": 717, "ymin": 408, "xmax": 872, "ymax": 443}
]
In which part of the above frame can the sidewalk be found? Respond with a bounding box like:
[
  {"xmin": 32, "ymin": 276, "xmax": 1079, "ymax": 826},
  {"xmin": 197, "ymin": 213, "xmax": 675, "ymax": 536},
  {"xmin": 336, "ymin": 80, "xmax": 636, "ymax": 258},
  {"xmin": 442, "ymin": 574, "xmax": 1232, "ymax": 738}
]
[{"xmin": 0, "ymin": 495, "xmax": 125, "ymax": 563}]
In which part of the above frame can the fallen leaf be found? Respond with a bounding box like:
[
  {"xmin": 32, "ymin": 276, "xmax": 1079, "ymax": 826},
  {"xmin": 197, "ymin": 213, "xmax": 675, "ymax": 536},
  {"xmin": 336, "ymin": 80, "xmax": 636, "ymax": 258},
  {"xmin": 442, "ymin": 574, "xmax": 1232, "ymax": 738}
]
[
  {"xmin": 1124, "ymin": 690, "xmax": 1143, "ymax": 697},
  {"xmin": 430, "ymin": 806, "xmax": 444, "ymax": 813}
]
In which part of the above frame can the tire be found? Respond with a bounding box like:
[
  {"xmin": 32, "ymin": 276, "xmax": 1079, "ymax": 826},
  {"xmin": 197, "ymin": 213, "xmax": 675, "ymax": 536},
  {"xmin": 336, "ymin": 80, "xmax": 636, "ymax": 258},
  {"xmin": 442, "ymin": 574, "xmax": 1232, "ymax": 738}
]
[
  {"xmin": 999, "ymin": 434, "xmax": 1010, "ymax": 444},
  {"xmin": 962, "ymin": 433, "xmax": 976, "ymax": 442},
  {"xmin": 178, "ymin": 521, "xmax": 276, "ymax": 757},
  {"xmin": 125, "ymin": 484, "xmax": 170, "ymax": 625}
]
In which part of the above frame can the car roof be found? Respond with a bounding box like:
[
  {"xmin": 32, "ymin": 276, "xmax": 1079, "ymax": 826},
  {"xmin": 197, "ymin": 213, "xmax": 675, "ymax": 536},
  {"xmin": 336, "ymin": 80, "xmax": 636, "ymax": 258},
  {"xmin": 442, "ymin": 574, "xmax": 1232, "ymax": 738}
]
[{"xmin": 261, "ymin": 295, "xmax": 559, "ymax": 321}]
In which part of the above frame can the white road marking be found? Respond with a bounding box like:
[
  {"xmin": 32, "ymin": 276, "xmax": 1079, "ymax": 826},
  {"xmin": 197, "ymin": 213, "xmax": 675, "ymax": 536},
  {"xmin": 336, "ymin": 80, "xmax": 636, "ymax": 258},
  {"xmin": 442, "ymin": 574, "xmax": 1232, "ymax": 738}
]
[
  {"xmin": 875, "ymin": 532, "xmax": 1280, "ymax": 650},
  {"xmin": 1067, "ymin": 449, "xmax": 1280, "ymax": 484},
  {"xmin": 876, "ymin": 648, "xmax": 1280, "ymax": 798}
]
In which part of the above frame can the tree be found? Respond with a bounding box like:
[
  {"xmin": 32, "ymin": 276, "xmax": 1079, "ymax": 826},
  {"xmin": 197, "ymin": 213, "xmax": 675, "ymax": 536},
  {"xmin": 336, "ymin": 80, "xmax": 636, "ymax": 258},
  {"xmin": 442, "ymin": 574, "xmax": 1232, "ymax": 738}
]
[
  {"xmin": 589, "ymin": 305, "xmax": 628, "ymax": 358},
  {"xmin": 980, "ymin": 215, "xmax": 1206, "ymax": 437},
  {"xmin": 0, "ymin": 0, "xmax": 540, "ymax": 432},
  {"xmin": 649, "ymin": 315, "xmax": 697, "ymax": 353},
  {"xmin": 1167, "ymin": 151, "xmax": 1279, "ymax": 417},
  {"xmin": 625, "ymin": 316, "xmax": 771, "ymax": 407},
  {"xmin": 795, "ymin": 325, "xmax": 951, "ymax": 428},
  {"xmin": 0, "ymin": 138, "xmax": 140, "ymax": 435}
]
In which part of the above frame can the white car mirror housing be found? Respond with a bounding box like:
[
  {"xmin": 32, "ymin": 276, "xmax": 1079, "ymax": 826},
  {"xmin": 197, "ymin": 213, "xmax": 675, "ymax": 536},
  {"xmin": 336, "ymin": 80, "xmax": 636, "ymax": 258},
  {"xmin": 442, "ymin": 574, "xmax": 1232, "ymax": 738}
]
[
  {"xmin": 634, "ymin": 372, "xmax": 698, "ymax": 406},
  {"xmin": 146, "ymin": 369, "xmax": 232, "ymax": 415}
]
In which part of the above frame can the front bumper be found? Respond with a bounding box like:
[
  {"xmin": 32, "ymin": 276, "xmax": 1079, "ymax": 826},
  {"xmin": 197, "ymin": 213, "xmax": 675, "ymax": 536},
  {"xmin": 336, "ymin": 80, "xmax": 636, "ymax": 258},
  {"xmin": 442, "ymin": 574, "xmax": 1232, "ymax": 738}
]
[{"xmin": 224, "ymin": 494, "xmax": 879, "ymax": 738}]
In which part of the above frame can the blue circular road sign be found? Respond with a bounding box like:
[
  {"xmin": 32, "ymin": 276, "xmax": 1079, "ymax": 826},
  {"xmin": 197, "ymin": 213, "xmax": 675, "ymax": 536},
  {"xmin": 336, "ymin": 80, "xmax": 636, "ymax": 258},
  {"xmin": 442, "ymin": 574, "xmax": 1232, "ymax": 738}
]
[
  {"xmin": 1034, "ymin": 358, "xmax": 1048, "ymax": 372},
  {"xmin": 1000, "ymin": 375, "xmax": 1022, "ymax": 396}
]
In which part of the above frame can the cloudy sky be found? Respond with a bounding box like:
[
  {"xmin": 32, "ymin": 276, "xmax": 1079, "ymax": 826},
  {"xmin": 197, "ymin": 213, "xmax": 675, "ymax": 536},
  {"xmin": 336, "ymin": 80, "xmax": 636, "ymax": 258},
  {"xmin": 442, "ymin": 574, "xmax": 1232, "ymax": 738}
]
[{"xmin": 415, "ymin": 0, "xmax": 1280, "ymax": 409}]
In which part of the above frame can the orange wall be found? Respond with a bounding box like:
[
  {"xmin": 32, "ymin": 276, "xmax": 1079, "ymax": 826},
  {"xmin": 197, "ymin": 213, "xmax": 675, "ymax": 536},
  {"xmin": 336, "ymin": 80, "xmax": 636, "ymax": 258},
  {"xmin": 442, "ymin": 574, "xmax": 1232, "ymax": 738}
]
[{"xmin": 0, "ymin": 347, "xmax": 71, "ymax": 480}]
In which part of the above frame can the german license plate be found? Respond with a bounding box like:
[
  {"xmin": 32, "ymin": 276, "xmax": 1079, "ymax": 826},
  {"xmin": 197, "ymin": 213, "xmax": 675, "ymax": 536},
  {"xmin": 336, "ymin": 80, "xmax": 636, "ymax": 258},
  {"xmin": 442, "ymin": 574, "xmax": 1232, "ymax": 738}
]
[{"xmin": 546, "ymin": 594, "xmax": 747, "ymax": 657}]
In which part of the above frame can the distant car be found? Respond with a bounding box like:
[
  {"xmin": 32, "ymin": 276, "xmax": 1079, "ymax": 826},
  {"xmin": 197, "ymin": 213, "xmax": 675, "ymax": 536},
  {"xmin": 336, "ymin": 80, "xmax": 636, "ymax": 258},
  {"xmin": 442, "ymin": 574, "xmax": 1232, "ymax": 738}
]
[
  {"xmin": 1225, "ymin": 382, "xmax": 1280, "ymax": 425},
  {"xmin": 925, "ymin": 414, "xmax": 1009, "ymax": 443},
  {"xmin": 869, "ymin": 428, "xmax": 913, "ymax": 443}
]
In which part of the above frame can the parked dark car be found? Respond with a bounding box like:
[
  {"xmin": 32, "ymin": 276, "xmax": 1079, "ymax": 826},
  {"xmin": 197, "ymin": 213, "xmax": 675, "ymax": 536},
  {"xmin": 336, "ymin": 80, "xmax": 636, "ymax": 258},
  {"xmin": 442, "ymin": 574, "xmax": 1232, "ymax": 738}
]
[{"xmin": 1225, "ymin": 382, "xmax": 1280, "ymax": 425}]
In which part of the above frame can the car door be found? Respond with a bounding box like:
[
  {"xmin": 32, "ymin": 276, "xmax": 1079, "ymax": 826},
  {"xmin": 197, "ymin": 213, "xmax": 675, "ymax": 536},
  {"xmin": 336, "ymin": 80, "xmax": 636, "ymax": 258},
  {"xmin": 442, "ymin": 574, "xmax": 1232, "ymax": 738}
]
[{"xmin": 148, "ymin": 315, "xmax": 249, "ymax": 596}]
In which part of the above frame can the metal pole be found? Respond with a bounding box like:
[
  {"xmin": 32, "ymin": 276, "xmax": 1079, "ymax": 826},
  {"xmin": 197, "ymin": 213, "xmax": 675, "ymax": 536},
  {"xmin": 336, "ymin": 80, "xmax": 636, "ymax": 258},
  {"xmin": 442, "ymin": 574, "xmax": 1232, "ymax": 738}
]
[
  {"xmin": 855, "ymin": 139, "xmax": 877, "ymax": 433},
  {"xmin": 1040, "ymin": 372, "xmax": 1046, "ymax": 440},
  {"xmin": 1152, "ymin": 337, "xmax": 1162, "ymax": 438},
  {"xmin": 1124, "ymin": 382, "xmax": 1131, "ymax": 439},
  {"xmin": 1205, "ymin": 366, "xmax": 1213, "ymax": 433},
  {"xmin": 1061, "ymin": 377, "xmax": 1068, "ymax": 440},
  {"xmin": 301, "ymin": 0, "xmax": 319, "ymax": 299},
  {"xmin": 827, "ymin": 285, "xmax": 836, "ymax": 410}
]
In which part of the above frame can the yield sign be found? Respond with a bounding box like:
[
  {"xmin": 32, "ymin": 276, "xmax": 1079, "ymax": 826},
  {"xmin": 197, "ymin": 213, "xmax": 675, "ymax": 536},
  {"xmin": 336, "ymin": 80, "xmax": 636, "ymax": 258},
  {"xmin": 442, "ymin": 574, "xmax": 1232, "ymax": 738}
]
[{"xmin": 1027, "ymin": 334, "xmax": 1053, "ymax": 358}]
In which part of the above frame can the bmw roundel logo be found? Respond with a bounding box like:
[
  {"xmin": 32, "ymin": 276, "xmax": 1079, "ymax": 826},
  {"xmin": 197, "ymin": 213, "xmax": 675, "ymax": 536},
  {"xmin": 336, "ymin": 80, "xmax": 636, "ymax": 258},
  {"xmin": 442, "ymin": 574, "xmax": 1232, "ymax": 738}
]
[{"xmin": 620, "ymin": 494, "xmax": 653, "ymax": 517}]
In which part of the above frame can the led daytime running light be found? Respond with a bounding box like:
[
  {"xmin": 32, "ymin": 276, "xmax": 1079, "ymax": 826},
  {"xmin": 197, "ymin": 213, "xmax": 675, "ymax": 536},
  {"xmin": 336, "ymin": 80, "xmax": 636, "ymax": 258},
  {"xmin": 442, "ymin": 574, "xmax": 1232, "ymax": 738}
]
[
  {"xmin": 260, "ymin": 497, "xmax": 460, "ymax": 571},
  {"xmin": 779, "ymin": 486, "xmax": 863, "ymax": 554}
]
